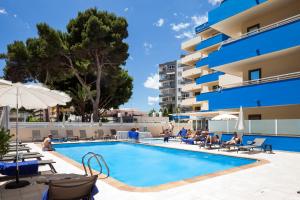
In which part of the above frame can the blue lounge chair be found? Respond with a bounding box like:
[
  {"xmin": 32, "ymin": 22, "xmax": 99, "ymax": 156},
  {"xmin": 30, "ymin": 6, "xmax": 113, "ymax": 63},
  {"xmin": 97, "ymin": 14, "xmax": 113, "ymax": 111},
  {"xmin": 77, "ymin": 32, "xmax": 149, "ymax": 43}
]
[{"xmin": 237, "ymin": 138, "xmax": 266, "ymax": 153}]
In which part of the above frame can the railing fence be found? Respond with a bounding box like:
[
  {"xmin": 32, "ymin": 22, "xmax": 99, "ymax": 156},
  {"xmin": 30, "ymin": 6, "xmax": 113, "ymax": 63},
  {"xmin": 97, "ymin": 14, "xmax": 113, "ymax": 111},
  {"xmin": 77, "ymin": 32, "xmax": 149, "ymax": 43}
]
[{"xmin": 209, "ymin": 119, "xmax": 300, "ymax": 136}]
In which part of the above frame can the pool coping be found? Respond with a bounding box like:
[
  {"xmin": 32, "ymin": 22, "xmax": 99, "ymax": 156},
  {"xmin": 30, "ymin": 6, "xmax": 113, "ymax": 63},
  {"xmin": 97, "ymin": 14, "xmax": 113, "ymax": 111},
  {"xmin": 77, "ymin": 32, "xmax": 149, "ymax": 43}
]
[{"xmin": 47, "ymin": 141, "xmax": 270, "ymax": 192}]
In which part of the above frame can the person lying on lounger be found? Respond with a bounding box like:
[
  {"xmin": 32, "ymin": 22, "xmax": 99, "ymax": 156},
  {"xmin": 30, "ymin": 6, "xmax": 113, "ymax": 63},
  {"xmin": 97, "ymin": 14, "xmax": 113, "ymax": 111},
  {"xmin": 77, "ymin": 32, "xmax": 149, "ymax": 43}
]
[
  {"xmin": 225, "ymin": 132, "xmax": 240, "ymax": 145},
  {"xmin": 206, "ymin": 135, "xmax": 220, "ymax": 144},
  {"xmin": 43, "ymin": 134, "xmax": 55, "ymax": 151}
]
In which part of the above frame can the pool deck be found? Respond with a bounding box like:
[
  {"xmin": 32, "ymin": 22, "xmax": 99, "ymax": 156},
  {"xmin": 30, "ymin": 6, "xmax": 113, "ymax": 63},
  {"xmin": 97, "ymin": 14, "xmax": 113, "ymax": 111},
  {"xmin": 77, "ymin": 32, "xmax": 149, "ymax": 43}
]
[{"xmin": 1, "ymin": 141, "xmax": 300, "ymax": 200}]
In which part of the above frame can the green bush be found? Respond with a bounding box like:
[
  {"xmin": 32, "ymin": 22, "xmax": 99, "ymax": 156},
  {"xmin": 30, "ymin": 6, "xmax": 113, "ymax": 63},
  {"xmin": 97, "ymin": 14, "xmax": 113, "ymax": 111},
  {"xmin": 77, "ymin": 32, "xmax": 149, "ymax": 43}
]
[{"xmin": 0, "ymin": 128, "xmax": 13, "ymax": 157}]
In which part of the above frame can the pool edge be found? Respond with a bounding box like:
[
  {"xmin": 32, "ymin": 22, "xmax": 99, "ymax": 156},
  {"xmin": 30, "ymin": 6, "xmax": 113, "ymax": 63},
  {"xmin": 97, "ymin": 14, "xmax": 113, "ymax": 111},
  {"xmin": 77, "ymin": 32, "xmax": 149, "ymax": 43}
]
[{"xmin": 48, "ymin": 143, "xmax": 270, "ymax": 192}]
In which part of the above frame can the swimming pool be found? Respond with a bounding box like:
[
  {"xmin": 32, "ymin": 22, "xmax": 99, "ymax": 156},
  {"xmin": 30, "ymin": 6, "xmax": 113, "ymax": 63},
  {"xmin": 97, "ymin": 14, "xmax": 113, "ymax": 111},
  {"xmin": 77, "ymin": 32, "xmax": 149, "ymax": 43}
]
[{"xmin": 54, "ymin": 142, "xmax": 257, "ymax": 188}]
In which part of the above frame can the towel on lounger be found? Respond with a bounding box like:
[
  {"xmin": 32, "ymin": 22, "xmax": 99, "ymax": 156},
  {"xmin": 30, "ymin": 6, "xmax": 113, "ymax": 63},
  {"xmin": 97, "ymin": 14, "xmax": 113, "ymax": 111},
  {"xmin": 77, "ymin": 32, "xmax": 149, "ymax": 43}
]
[{"xmin": 0, "ymin": 160, "xmax": 38, "ymax": 176}]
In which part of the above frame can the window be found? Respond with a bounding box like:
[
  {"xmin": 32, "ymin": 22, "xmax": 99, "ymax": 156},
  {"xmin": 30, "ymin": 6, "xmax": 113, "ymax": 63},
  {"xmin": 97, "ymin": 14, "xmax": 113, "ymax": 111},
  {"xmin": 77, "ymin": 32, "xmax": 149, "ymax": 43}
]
[
  {"xmin": 248, "ymin": 114, "xmax": 262, "ymax": 120},
  {"xmin": 212, "ymin": 85, "xmax": 220, "ymax": 91},
  {"xmin": 248, "ymin": 68, "xmax": 261, "ymax": 80},
  {"xmin": 194, "ymin": 106, "xmax": 201, "ymax": 111},
  {"xmin": 195, "ymin": 92, "xmax": 201, "ymax": 96},
  {"xmin": 247, "ymin": 24, "xmax": 260, "ymax": 33}
]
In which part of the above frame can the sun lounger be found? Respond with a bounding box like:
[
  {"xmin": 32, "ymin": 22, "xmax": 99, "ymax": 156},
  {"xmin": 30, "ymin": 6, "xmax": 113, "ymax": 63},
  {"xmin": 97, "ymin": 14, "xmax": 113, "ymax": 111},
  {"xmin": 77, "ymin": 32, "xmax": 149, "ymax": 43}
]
[
  {"xmin": 0, "ymin": 153, "xmax": 44, "ymax": 162},
  {"xmin": 50, "ymin": 130, "xmax": 65, "ymax": 142},
  {"xmin": 205, "ymin": 133, "xmax": 222, "ymax": 149},
  {"xmin": 8, "ymin": 147, "xmax": 31, "ymax": 152},
  {"xmin": 110, "ymin": 129, "xmax": 117, "ymax": 140},
  {"xmin": 32, "ymin": 130, "xmax": 43, "ymax": 142},
  {"xmin": 0, "ymin": 159, "xmax": 57, "ymax": 176},
  {"xmin": 219, "ymin": 133, "xmax": 243, "ymax": 151},
  {"xmin": 94, "ymin": 129, "xmax": 104, "ymax": 140},
  {"xmin": 0, "ymin": 160, "xmax": 39, "ymax": 176},
  {"xmin": 79, "ymin": 130, "xmax": 94, "ymax": 140},
  {"xmin": 237, "ymin": 138, "xmax": 266, "ymax": 153},
  {"xmin": 42, "ymin": 175, "xmax": 98, "ymax": 200},
  {"xmin": 181, "ymin": 138, "xmax": 195, "ymax": 145},
  {"xmin": 66, "ymin": 130, "xmax": 79, "ymax": 141}
]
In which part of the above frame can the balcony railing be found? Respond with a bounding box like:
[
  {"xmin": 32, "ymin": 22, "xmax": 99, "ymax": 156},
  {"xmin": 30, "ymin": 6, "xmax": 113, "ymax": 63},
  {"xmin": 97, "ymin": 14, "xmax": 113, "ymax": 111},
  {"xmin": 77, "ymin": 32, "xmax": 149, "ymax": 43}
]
[
  {"xmin": 222, "ymin": 14, "xmax": 300, "ymax": 46},
  {"xmin": 222, "ymin": 71, "xmax": 300, "ymax": 89}
]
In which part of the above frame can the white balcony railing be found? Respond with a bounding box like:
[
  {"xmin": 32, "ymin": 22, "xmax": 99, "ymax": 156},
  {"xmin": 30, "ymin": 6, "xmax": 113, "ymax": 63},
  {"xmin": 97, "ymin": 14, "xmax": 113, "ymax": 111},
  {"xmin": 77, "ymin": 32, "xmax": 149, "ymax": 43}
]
[
  {"xmin": 181, "ymin": 51, "xmax": 203, "ymax": 66},
  {"xmin": 222, "ymin": 71, "xmax": 300, "ymax": 89},
  {"xmin": 182, "ymin": 67, "xmax": 202, "ymax": 79},
  {"xmin": 181, "ymin": 35, "xmax": 202, "ymax": 51},
  {"xmin": 222, "ymin": 14, "xmax": 300, "ymax": 46}
]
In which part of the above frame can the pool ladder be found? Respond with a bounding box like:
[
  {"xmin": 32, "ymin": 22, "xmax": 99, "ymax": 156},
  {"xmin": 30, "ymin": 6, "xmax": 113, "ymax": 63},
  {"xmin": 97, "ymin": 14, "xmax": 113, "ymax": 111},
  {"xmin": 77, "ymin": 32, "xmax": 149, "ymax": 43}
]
[{"xmin": 82, "ymin": 152, "xmax": 110, "ymax": 179}]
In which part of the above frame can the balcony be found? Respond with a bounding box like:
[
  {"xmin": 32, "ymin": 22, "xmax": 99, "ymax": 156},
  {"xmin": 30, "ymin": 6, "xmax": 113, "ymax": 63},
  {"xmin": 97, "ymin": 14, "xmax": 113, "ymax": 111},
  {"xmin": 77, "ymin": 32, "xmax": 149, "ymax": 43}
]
[
  {"xmin": 159, "ymin": 93, "xmax": 175, "ymax": 98},
  {"xmin": 182, "ymin": 83, "xmax": 202, "ymax": 92},
  {"xmin": 181, "ymin": 51, "xmax": 203, "ymax": 66},
  {"xmin": 182, "ymin": 67, "xmax": 202, "ymax": 79},
  {"xmin": 181, "ymin": 36, "xmax": 202, "ymax": 52},
  {"xmin": 195, "ymin": 22, "xmax": 210, "ymax": 34},
  {"xmin": 209, "ymin": 15, "xmax": 300, "ymax": 69},
  {"xmin": 196, "ymin": 56, "xmax": 209, "ymax": 68},
  {"xmin": 208, "ymin": 0, "xmax": 267, "ymax": 25},
  {"xmin": 195, "ymin": 71, "xmax": 224, "ymax": 85},
  {"xmin": 196, "ymin": 72, "xmax": 300, "ymax": 110},
  {"xmin": 159, "ymin": 83, "xmax": 175, "ymax": 90},
  {"xmin": 181, "ymin": 97, "xmax": 196, "ymax": 106},
  {"xmin": 195, "ymin": 34, "xmax": 229, "ymax": 51},
  {"xmin": 159, "ymin": 75, "xmax": 175, "ymax": 82}
]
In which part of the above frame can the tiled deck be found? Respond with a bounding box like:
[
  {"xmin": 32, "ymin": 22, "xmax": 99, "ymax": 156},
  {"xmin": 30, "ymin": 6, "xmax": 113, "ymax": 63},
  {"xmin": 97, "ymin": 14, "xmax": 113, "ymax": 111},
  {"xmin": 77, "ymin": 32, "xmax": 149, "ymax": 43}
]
[{"xmin": 1, "ymin": 142, "xmax": 300, "ymax": 200}]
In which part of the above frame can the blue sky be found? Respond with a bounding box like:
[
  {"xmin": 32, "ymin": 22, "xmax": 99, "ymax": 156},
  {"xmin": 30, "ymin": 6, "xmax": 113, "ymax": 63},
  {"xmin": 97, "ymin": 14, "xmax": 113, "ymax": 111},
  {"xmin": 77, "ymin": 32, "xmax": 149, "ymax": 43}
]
[{"xmin": 0, "ymin": 0, "xmax": 220, "ymax": 112}]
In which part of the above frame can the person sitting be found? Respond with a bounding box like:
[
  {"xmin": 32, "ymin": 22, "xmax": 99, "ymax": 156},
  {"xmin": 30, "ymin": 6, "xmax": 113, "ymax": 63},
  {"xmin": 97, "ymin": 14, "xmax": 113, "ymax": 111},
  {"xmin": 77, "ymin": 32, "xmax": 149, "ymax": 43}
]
[
  {"xmin": 177, "ymin": 127, "xmax": 188, "ymax": 138},
  {"xmin": 163, "ymin": 130, "xmax": 170, "ymax": 143},
  {"xmin": 225, "ymin": 132, "xmax": 240, "ymax": 145},
  {"xmin": 43, "ymin": 134, "xmax": 54, "ymax": 151},
  {"xmin": 187, "ymin": 129, "xmax": 193, "ymax": 138}
]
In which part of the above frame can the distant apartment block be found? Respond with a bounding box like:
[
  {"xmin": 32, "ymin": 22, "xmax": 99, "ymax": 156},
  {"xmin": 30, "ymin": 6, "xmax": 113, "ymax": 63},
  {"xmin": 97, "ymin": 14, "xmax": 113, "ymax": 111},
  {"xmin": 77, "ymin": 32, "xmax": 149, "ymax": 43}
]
[
  {"xmin": 180, "ymin": 0, "xmax": 300, "ymax": 120},
  {"xmin": 159, "ymin": 60, "xmax": 192, "ymax": 113}
]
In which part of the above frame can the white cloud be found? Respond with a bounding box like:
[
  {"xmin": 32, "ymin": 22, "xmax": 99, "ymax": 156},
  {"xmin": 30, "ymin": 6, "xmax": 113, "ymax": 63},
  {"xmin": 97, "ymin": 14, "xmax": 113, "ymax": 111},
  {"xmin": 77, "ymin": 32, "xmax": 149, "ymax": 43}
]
[
  {"xmin": 154, "ymin": 18, "xmax": 164, "ymax": 27},
  {"xmin": 208, "ymin": 0, "xmax": 223, "ymax": 6},
  {"xmin": 124, "ymin": 8, "xmax": 129, "ymax": 12},
  {"xmin": 143, "ymin": 42, "xmax": 153, "ymax": 55},
  {"xmin": 170, "ymin": 22, "xmax": 190, "ymax": 32},
  {"xmin": 144, "ymin": 73, "xmax": 160, "ymax": 90},
  {"xmin": 191, "ymin": 15, "xmax": 208, "ymax": 26},
  {"xmin": 129, "ymin": 56, "xmax": 134, "ymax": 60},
  {"xmin": 13, "ymin": 14, "xmax": 17, "ymax": 18},
  {"xmin": 0, "ymin": 8, "xmax": 7, "ymax": 15},
  {"xmin": 148, "ymin": 96, "xmax": 159, "ymax": 106},
  {"xmin": 173, "ymin": 13, "xmax": 178, "ymax": 16},
  {"xmin": 175, "ymin": 31, "xmax": 194, "ymax": 39}
]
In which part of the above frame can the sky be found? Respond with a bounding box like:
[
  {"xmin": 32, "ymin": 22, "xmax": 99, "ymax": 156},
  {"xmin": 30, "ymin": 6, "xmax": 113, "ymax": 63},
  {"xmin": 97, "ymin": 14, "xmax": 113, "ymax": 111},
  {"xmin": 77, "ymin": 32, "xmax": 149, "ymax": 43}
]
[{"xmin": 0, "ymin": 0, "xmax": 221, "ymax": 112}]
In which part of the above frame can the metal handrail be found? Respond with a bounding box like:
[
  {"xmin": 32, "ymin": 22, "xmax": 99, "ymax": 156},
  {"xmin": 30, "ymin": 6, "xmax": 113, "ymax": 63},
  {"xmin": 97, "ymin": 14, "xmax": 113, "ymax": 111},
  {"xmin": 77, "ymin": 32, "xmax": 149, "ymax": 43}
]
[
  {"xmin": 223, "ymin": 71, "xmax": 300, "ymax": 89},
  {"xmin": 82, "ymin": 152, "xmax": 110, "ymax": 179},
  {"xmin": 87, "ymin": 154, "xmax": 110, "ymax": 179},
  {"xmin": 223, "ymin": 14, "xmax": 300, "ymax": 45}
]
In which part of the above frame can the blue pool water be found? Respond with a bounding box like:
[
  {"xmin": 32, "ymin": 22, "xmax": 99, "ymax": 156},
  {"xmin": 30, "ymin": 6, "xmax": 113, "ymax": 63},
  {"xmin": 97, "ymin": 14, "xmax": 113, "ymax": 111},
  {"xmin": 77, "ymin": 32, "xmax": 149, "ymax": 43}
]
[{"xmin": 54, "ymin": 142, "xmax": 256, "ymax": 187}]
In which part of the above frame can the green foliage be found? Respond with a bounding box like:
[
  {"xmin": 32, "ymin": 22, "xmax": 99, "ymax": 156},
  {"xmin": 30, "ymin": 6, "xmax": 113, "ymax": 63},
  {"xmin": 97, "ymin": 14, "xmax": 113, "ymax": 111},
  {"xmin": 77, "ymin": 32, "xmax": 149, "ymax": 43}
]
[
  {"xmin": 0, "ymin": 128, "xmax": 13, "ymax": 157},
  {"xmin": 148, "ymin": 109, "xmax": 156, "ymax": 117},
  {"xmin": 2, "ymin": 8, "xmax": 133, "ymax": 120},
  {"xmin": 28, "ymin": 116, "xmax": 44, "ymax": 122}
]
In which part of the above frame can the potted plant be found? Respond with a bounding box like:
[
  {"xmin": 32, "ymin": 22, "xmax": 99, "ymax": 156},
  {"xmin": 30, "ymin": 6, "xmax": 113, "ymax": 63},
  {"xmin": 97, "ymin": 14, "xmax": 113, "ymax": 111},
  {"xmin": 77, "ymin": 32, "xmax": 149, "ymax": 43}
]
[{"xmin": 0, "ymin": 128, "xmax": 13, "ymax": 159}]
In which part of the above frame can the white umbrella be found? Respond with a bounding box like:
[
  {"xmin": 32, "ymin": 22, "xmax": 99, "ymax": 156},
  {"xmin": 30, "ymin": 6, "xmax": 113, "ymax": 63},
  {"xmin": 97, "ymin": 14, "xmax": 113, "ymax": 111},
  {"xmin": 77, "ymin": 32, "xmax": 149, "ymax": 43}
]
[
  {"xmin": 0, "ymin": 106, "xmax": 10, "ymax": 130},
  {"xmin": 212, "ymin": 114, "xmax": 238, "ymax": 133},
  {"xmin": 62, "ymin": 113, "xmax": 66, "ymax": 127},
  {"xmin": 90, "ymin": 113, "xmax": 94, "ymax": 125},
  {"xmin": 235, "ymin": 106, "xmax": 245, "ymax": 131},
  {"xmin": 211, "ymin": 114, "xmax": 238, "ymax": 120},
  {"xmin": 0, "ymin": 82, "xmax": 71, "ymax": 189}
]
